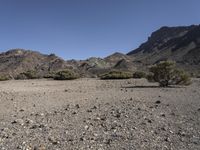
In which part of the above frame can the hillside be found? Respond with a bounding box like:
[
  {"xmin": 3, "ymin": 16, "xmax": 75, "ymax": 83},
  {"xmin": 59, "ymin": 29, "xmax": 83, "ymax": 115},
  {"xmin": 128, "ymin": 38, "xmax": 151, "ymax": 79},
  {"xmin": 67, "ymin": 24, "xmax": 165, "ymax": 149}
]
[
  {"xmin": 127, "ymin": 25, "xmax": 200, "ymax": 73},
  {"xmin": 0, "ymin": 49, "xmax": 70, "ymax": 78}
]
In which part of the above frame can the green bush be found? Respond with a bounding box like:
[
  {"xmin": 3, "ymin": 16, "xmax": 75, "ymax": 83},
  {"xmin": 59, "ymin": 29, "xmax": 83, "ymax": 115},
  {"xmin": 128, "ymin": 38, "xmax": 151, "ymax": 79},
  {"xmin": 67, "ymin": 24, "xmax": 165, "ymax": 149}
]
[
  {"xmin": 0, "ymin": 75, "xmax": 10, "ymax": 81},
  {"xmin": 44, "ymin": 72, "xmax": 56, "ymax": 78},
  {"xmin": 100, "ymin": 71, "xmax": 132, "ymax": 80},
  {"xmin": 133, "ymin": 71, "xmax": 146, "ymax": 78},
  {"xmin": 53, "ymin": 70, "xmax": 79, "ymax": 80},
  {"xmin": 147, "ymin": 61, "xmax": 191, "ymax": 87},
  {"xmin": 16, "ymin": 70, "xmax": 40, "ymax": 80},
  {"xmin": 146, "ymin": 73, "xmax": 154, "ymax": 82}
]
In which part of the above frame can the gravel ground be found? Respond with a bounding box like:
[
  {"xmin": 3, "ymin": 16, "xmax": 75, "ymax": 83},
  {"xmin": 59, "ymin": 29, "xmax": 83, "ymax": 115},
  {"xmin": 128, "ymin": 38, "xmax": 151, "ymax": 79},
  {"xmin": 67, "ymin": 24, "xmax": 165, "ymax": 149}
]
[{"xmin": 0, "ymin": 78, "xmax": 199, "ymax": 150}]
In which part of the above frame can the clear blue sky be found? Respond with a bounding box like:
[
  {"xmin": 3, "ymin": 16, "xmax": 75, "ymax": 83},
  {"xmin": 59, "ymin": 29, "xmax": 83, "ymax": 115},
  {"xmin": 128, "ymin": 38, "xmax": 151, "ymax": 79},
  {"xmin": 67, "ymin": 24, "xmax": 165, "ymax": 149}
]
[{"xmin": 0, "ymin": 0, "xmax": 199, "ymax": 60}]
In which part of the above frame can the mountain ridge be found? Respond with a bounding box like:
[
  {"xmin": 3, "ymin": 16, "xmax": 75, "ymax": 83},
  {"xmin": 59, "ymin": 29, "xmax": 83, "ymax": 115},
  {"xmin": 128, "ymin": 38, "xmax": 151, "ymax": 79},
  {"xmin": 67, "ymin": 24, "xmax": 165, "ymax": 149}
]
[{"xmin": 0, "ymin": 24, "xmax": 200, "ymax": 77}]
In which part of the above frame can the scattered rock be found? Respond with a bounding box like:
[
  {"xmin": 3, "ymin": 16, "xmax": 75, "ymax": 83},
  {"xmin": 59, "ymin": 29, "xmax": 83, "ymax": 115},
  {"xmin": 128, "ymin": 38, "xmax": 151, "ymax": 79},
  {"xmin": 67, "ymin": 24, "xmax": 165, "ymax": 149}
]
[
  {"xmin": 155, "ymin": 100, "xmax": 161, "ymax": 104},
  {"xmin": 48, "ymin": 137, "xmax": 59, "ymax": 145}
]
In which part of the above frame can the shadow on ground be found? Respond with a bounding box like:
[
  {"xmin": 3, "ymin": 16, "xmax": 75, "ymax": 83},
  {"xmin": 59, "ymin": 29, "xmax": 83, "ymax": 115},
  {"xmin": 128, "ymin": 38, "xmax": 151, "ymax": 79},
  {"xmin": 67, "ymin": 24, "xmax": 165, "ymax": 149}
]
[{"xmin": 122, "ymin": 85, "xmax": 184, "ymax": 89}]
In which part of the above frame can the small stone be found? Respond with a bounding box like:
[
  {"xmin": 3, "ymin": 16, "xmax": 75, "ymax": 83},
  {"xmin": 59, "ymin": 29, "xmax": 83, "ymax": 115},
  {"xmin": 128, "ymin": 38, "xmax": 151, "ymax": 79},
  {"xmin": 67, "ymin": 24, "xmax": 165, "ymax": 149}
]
[
  {"xmin": 105, "ymin": 139, "xmax": 112, "ymax": 145},
  {"xmin": 72, "ymin": 111, "xmax": 77, "ymax": 115},
  {"xmin": 115, "ymin": 113, "xmax": 121, "ymax": 118},
  {"xmin": 161, "ymin": 113, "xmax": 166, "ymax": 117},
  {"xmin": 84, "ymin": 125, "xmax": 89, "ymax": 130},
  {"xmin": 11, "ymin": 119, "xmax": 24, "ymax": 125},
  {"xmin": 147, "ymin": 119, "xmax": 152, "ymax": 123},
  {"xmin": 25, "ymin": 119, "xmax": 34, "ymax": 124},
  {"xmin": 48, "ymin": 137, "xmax": 59, "ymax": 145},
  {"xmin": 164, "ymin": 137, "xmax": 170, "ymax": 142},
  {"xmin": 91, "ymin": 106, "xmax": 97, "ymax": 109},
  {"xmin": 19, "ymin": 109, "xmax": 25, "ymax": 112},
  {"xmin": 11, "ymin": 120, "xmax": 17, "ymax": 124},
  {"xmin": 30, "ymin": 125, "xmax": 38, "ymax": 129},
  {"xmin": 87, "ymin": 109, "xmax": 92, "ymax": 113},
  {"xmin": 75, "ymin": 104, "xmax": 80, "ymax": 109},
  {"xmin": 155, "ymin": 100, "xmax": 161, "ymax": 104}
]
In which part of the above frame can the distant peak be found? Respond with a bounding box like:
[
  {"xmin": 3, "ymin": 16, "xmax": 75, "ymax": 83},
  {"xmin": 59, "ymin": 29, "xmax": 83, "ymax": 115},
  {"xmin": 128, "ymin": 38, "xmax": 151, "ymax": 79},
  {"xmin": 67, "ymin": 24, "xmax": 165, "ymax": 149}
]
[{"xmin": 111, "ymin": 52, "xmax": 125, "ymax": 55}]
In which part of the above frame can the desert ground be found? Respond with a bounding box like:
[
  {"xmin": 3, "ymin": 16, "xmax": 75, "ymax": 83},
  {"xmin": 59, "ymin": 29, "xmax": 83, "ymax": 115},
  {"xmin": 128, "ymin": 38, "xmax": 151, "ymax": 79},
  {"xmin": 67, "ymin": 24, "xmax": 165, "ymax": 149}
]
[{"xmin": 0, "ymin": 78, "xmax": 199, "ymax": 150}]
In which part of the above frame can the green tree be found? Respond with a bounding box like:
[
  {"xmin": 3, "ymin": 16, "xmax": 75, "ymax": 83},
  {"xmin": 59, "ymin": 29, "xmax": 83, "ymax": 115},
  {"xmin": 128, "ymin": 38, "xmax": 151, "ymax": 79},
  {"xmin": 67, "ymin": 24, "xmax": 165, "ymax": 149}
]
[
  {"xmin": 54, "ymin": 70, "xmax": 79, "ymax": 80},
  {"xmin": 147, "ymin": 61, "xmax": 191, "ymax": 87}
]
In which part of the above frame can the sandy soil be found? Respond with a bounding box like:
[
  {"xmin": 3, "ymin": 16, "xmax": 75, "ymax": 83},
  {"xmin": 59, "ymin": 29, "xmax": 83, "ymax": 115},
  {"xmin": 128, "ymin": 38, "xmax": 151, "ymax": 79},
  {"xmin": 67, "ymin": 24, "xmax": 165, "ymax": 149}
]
[{"xmin": 0, "ymin": 78, "xmax": 199, "ymax": 150}]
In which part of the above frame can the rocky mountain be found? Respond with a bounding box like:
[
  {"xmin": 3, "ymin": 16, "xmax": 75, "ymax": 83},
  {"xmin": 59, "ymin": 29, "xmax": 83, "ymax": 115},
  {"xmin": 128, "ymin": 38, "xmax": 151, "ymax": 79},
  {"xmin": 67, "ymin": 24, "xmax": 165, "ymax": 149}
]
[
  {"xmin": 127, "ymin": 25, "xmax": 200, "ymax": 73},
  {"xmin": 0, "ymin": 49, "xmax": 71, "ymax": 78},
  {"xmin": 0, "ymin": 25, "xmax": 199, "ymax": 78}
]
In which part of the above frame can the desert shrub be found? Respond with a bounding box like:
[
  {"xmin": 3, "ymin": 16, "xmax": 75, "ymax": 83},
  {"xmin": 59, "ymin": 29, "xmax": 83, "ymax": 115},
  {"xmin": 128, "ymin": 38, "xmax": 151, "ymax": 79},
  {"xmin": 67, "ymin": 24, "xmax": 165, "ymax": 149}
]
[
  {"xmin": 133, "ymin": 71, "xmax": 146, "ymax": 78},
  {"xmin": 100, "ymin": 71, "xmax": 132, "ymax": 80},
  {"xmin": 44, "ymin": 72, "xmax": 56, "ymax": 78},
  {"xmin": 53, "ymin": 70, "xmax": 79, "ymax": 80},
  {"xmin": 146, "ymin": 73, "xmax": 154, "ymax": 82},
  {"xmin": 16, "ymin": 70, "xmax": 40, "ymax": 80},
  {"xmin": 147, "ymin": 61, "xmax": 191, "ymax": 87},
  {"xmin": 0, "ymin": 75, "xmax": 10, "ymax": 81}
]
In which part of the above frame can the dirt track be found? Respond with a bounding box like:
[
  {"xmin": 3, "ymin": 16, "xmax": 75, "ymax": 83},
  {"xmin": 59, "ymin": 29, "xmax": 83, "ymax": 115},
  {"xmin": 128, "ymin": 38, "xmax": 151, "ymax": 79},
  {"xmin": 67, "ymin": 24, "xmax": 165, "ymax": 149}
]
[{"xmin": 0, "ymin": 78, "xmax": 199, "ymax": 150}]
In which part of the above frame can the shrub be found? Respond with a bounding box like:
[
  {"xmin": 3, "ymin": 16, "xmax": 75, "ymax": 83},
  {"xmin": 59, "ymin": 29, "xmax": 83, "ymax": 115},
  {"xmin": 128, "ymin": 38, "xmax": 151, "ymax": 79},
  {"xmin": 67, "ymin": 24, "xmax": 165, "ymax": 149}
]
[
  {"xmin": 147, "ymin": 61, "xmax": 191, "ymax": 87},
  {"xmin": 100, "ymin": 71, "xmax": 132, "ymax": 80},
  {"xmin": 146, "ymin": 73, "xmax": 154, "ymax": 82},
  {"xmin": 133, "ymin": 71, "xmax": 146, "ymax": 78},
  {"xmin": 0, "ymin": 75, "xmax": 10, "ymax": 81},
  {"xmin": 16, "ymin": 70, "xmax": 40, "ymax": 80},
  {"xmin": 44, "ymin": 72, "xmax": 56, "ymax": 78},
  {"xmin": 53, "ymin": 70, "xmax": 79, "ymax": 80}
]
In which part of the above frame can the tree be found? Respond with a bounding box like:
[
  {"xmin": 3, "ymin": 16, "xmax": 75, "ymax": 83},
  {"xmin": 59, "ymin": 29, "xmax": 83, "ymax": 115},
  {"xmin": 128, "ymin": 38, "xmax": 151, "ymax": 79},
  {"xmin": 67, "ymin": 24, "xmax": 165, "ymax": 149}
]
[
  {"xmin": 100, "ymin": 71, "xmax": 132, "ymax": 80},
  {"xmin": 147, "ymin": 61, "xmax": 191, "ymax": 87},
  {"xmin": 53, "ymin": 70, "xmax": 79, "ymax": 80}
]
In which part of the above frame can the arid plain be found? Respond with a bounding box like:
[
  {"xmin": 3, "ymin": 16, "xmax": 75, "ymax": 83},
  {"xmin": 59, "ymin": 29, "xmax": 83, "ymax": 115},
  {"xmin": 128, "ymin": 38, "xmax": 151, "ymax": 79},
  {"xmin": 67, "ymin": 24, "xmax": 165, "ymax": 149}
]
[{"xmin": 0, "ymin": 78, "xmax": 199, "ymax": 150}]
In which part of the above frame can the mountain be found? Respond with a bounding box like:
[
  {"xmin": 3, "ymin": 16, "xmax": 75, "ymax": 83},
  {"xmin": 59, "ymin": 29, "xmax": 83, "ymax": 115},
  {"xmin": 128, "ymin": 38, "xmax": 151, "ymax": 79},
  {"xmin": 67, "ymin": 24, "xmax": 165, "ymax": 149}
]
[
  {"xmin": 0, "ymin": 49, "xmax": 71, "ymax": 78},
  {"xmin": 127, "ymin": 25, "xmax": 200, "ymax": 73},
  {"xmin": 0, "ymin": 25, "xmax": 200, "ymax": 78}
]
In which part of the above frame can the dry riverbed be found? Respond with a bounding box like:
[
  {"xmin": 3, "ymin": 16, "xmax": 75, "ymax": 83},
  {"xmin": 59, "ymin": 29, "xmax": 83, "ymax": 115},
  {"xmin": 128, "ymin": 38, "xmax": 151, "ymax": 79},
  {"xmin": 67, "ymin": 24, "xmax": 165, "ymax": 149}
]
[{"xmin": 0, "ymin": 78, "xmax": 199, "ymax": 150}]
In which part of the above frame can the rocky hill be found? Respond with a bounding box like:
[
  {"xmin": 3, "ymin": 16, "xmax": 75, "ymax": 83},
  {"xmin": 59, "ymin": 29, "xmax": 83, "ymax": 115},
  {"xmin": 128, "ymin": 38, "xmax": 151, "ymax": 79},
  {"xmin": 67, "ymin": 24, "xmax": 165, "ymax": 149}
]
[
  {"xmin": 0, "ymin": 49, "xmax": 71, "ymax": 78},
  {"xmin": 127, "ymin": 25, "xmax": 200, "ymax": 73}
]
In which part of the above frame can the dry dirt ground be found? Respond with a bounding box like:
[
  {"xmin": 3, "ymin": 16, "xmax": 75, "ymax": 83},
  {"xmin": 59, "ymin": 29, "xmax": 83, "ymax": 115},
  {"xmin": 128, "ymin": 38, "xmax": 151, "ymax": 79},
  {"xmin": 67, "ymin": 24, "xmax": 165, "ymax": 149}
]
[{"xmin": 0, "ymin": 78, "xmax": 199, "ymax": 150}]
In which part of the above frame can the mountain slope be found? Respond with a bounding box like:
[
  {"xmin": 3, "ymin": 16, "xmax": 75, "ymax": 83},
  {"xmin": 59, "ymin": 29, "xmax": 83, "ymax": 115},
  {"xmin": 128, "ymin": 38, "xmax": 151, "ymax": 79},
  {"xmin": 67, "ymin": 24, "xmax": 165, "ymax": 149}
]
[
  {"xmin": 0, "ymin": 49, "xmax": 69, "ymax": 77},
  {"xmin": 127, "ymin": 25, "xmax": 200, "ymax": 73}
]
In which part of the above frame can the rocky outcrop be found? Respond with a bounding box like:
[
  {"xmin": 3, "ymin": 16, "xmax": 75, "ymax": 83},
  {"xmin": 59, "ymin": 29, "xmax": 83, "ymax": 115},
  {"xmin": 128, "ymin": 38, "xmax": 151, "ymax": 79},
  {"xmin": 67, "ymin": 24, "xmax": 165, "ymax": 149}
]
[{"xmin": 127, "ymin": 25, "xmax": 200, "ymax": 73}]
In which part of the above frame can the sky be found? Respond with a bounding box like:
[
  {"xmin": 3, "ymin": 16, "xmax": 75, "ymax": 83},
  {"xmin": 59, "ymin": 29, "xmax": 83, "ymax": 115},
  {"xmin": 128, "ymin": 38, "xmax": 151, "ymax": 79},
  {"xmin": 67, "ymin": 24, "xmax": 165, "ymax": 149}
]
[{"xmin": 0, "ymin": 0, "xmax": 199, "ymax": 60}]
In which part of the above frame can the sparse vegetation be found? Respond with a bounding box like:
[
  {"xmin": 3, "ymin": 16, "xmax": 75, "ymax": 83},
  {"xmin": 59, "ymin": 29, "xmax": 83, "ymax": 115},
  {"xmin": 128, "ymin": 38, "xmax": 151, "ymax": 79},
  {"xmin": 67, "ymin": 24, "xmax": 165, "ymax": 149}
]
[
  {"xmin": 132, "ymin": 71, "xmax": 146, "ymax": 78},
  {"xmin": 147, "ymin": 61, "xmax": 191, "ymax": 87},
  {"xmin": 44, "ymin": 72, "xmax": 56, "ymax": 78},
  {"xmin": 53, "ymin": 70, "xmax": 79, "ymax": 80},
  {"xmin": 100, "ymin": 71, "xmax": 132, "ymax": 80},
  {"xmin": 16, "ymin": 70, "xmax": 40, "ymax": 80},
  {"xmin": 0, "ymin": 75, "xmax": 10, "ymax": 81}
]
